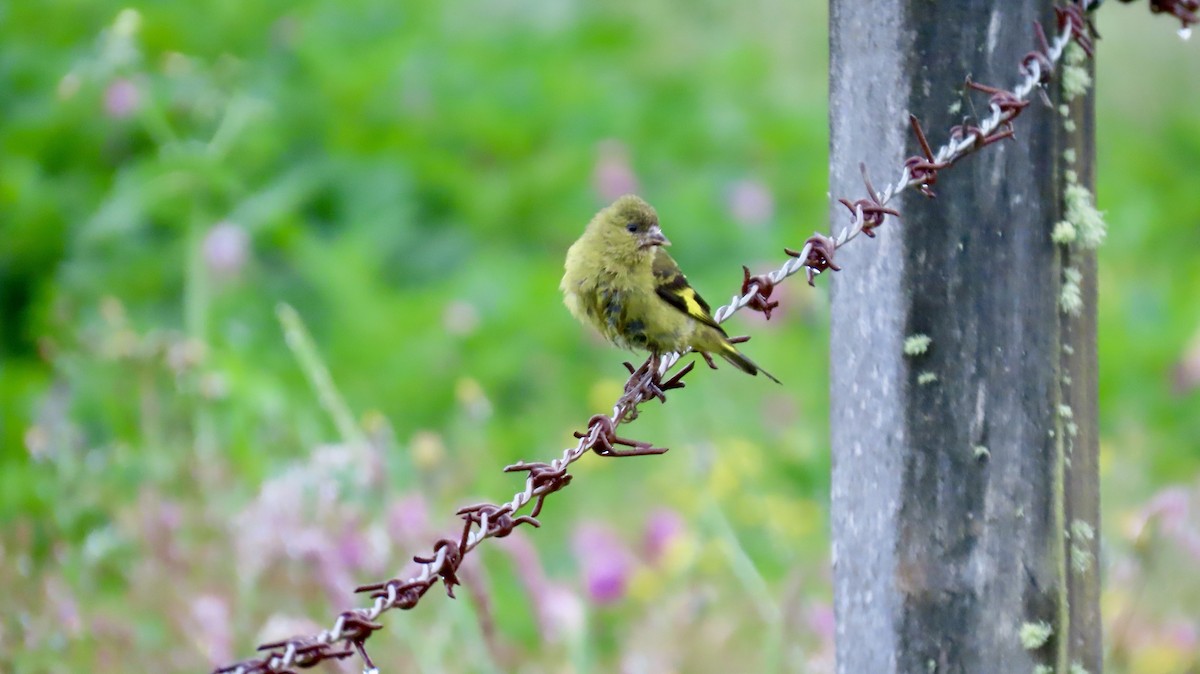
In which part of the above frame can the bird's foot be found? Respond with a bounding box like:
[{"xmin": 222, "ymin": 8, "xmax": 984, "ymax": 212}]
[
  {"xmin": 622, "ymin": 357, "xmax": 655, "ymax": 394},
  {"xmin": 622, "ymin": 355, "xmax": 694, "ymax": 406}
]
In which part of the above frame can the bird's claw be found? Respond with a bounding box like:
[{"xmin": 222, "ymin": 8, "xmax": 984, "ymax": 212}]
[{"xmin": 618, "ymin": 356, "xmax": 695, "ymax": 421}]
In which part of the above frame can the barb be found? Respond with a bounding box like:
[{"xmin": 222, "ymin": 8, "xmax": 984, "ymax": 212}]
[
  {"xmin": 215, "ymin": 6, "xmax": 1097, "ymax": 673},
  {"xmin": 216, "ymin": 318, "xmax": 702, "ymax": 674},
  {"xmin": 820, "ymin": 3, "xmax": 1085, "ymax": 269},
  {"xmin": 1119, "ymin": 0, "xmax": 1200, "ymax": 30}
]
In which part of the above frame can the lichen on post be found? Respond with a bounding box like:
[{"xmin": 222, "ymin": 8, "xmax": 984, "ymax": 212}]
[{"xmin": 829, "ymin": 1, "xmax": 1101, "ymax": 672}]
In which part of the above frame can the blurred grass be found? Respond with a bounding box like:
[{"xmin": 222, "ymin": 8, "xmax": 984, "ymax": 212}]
[{"xmin": 0, "ymin": 1, "xmax": 1198, "ymax": 672}]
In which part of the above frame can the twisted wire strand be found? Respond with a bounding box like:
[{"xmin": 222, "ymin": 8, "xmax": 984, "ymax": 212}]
[{"xmin": 217, "ymin": 11, "xmax": 1081, "ymax": 674}]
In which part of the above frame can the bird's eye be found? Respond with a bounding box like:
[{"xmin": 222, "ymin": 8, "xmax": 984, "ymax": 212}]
[{"xmin": 626, "ymin": 222, "xmax": 638, "ymax": 232}]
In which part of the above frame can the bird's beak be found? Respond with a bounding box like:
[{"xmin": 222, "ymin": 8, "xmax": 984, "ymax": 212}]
[{"xmin": 642, "ymin": 225, "xmax": 671, "ymax": 248}]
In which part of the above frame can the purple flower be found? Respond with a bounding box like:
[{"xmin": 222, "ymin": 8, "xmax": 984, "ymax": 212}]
[
  {"xmin": 202, "ymin": 221, "xmax": 250, "ymax": 279},
  {"xmin": 641, "ymin": 507, "xmax": 685, "ymax": 565},
  {"xmin": 104, "ymin": 78, "xmax": 140, "ymax": 119},
  {"xmin": 314, "ymin": 543, "xmax": 356, "ymax": 606},
  {"xmin": 136, "ymin": 489, "xmax": 183, "ymax": 563},
  {"xmin": 804, "ymin": 601, "xmax": 836, "ymax": 674},
  {"xmin": 586, "ymin": 565, "xmax": 625, "ymax": 603},
  {"xmin": 541, "ymin": 583, "xmax": 585, "ymax": 639},
  {"xmin": 387, "ymin": 493, "xmax": 430, "ymax": 545},
  {"xmin": 805, "ymin": 602, "xmax": 835, "ymax": 642},
  {"xmin": 1130, "ymin": 487, "xmax": 1190, "ymax": 540},
  {"xmin": 727, "ymin": 179, "xmax": 774, "ymax": 227},
  {"xmin": 44, "ymin": 576, "xmax": 82, "ymax": 637},
  {"xmin": 498, "ymin": 533, "xmax": 587, "ymax": 642},
  {"xmin": 1165, "ymin": 620, "xmax": 1199, "ymax": 652},
  {"xmin": 190, "ymin": 594, "xmax": 232, "ymax": 664},
  {"xmin": 1129, "ymin": 486, "xmax": 1200, "ymax": 562},
  {"xmin": 334, "ymin": 524, "xmax": 369, "ymax": 571},
  {"xmin": 592, "ymin": 140, "xmax": 639, "ymax": 202},
  {"xmin": 573, "ymin": 521, "xmax": 634, "ymax": 605}
]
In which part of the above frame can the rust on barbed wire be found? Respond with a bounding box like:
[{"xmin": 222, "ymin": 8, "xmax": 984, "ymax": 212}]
[
  {"xmin": 903, "ymin": 115, "xmax": 951, "ymax": 198},
  {"xmin": 828, "ymin": 0, "xmax": 1097, "ymax": 249},
  {"xmin": 741, "ymin": 266, "xmax": 781, "ymax": 319},
  {"xmin": 502, "ymin": 460, "xmax": 572, "ymax": 517},
  {"xmin": 787, "ymin": 234, "xmax": 841, "ymax": 287},
  {"xmin": 836, "ymin": 162, "xmax": 901, "ymax": 242},
  {"xmin": 457, "ymin": 502, "xmax": 541, "ymax": 540},
  {"xmin": 966, "ymin": 78, "xmax": 1031, "ymax": 120},
  {"xmin": 837, "ymin": 194, "xmax": 901, "ymax": 238},
  {"xmin": 214, "ymin": 3, "xmax": 1113, "ymax": 672},
  {"xmin": 619, "ymin": 358, "xmax": 693, "ymax": 409},
  {"xmin": 413, "ymin": 539, "xmax": 464, "ymax": 598},
  {"xmin": 1118, "ymin": 0, "xmax": 1198, "ymax": 29},
  {"xmin": 576, "ymin": 414, "xmax": 669, "ymax": 457},
  {"xmin": 1059, "ymin": 3, "xmax": 1099, "ymax": 54},
  {"xmin": 1026, "ymin": 20, "xmax": 1058, "ymax": 85},
  {"xmin": 353, "ymin": 639, "xmax": 377, "ymax": 674}
]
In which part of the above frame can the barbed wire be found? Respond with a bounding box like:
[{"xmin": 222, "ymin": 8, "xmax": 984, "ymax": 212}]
[
  {"xmin": 1118, "ymin": 0, "xmax": 1199, "ymax": 30},
  {"xmin": 214, "ymin": 4, "xmax": 1101, "ymax": 673}
]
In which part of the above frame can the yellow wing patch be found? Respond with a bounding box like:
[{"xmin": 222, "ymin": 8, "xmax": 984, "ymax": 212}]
[
  {"xmin": 653, "ymin": 250, "xmax": 724, "ymax": 334},
  {"xmin": 680, "ymin": 288, "xmax": 708, "ymax": 321}
]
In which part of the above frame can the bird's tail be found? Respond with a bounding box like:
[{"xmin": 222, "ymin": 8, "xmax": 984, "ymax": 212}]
[{"xmin": 717, "ymin": 341, "xmax": 781, "ymax": 384}]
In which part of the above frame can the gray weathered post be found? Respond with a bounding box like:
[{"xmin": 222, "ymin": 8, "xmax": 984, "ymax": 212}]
[{"xmin": 829, "ymin": 2, "xmax": 1101, "ymax": 673}]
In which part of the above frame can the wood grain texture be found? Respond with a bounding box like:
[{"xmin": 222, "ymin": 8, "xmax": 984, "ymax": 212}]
[{"xmin": 829, "ymin": 2, "xmax": 1100, "ymax": 672}]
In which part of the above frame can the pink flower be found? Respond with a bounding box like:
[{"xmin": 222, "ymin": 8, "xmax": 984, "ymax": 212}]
[
  {"xmin": 641, "ymin": 507, "xmax": 685, "ymax": 565},
  {"xmin": 44, "ymin": 576, "xmax": 82, "ymax": 637},
  {"xmin": 202, "ymin": 221, "xmax": 250, "ymax": 279},
  {"xmin": 592, "ymin": 140, "xmax": 639, "ymax": 202},
  {"xmin": 136, "ymin": 489, "xmax": 183, "ymax": 563},
  {"xmin": 497, "ymin": 532, "xmax": 587, "ymax": 642},
  {"xmin": 1129, "ymin": 486, "xmax": 1200, "ymax": 562},
  {"xmin": 334, "ymin": 525, "xmax": 369, "ymax": 571},
  {"xmin": 314, "ymin": 543, "xmax": 356, "ymax": 607},
  {"xmin": 804, "ymin": 602, "xmax": 836, "ymax": 674},
  {"xmin": 727, "ymin": 179, "xmax": 774, "ymax": 227},
  {"xmin": 104, "ymin": 78, "xmax": 139, "ymax": 119},
  {"xmin": 572, "ymin": 521, "xmax": 634, "ymax": 604},
  {"xmin": 387, "ymin": 493, "xmax": 430, "ymax": 545},
  {"xmin": 1130, "ymin": 487, "xmax": 1190, "ymax": 540},
  {"xmin": 804, "ymin": 602, "xmax": 835, "ymax": 642},
  {"xmin": 1165, "ymin": 620, "xmax": 1199, "ymax": 652},
  {"xmin": 541, "ymin": 583, "xmax": 586, "ymax": 640},
  {"xmin": 190, "ymin": 594, "xmax": 232, "ymax": 664}
]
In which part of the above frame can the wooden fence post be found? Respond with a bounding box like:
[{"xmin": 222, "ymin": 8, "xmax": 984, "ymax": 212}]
[{"xmin": 828, "ymin": 2, "xmax": 1101, "ymax": 673}]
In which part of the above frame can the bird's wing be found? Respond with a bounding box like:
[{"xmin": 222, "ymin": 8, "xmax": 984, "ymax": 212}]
[{"xmin": 652, "ymin": 249, "xmax": 727, "ymax": 334}]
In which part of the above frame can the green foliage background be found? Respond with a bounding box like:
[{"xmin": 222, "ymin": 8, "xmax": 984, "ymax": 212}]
[{"xmin": 1, "ymin": 2, "xmax": 1197, "ymax": 672}]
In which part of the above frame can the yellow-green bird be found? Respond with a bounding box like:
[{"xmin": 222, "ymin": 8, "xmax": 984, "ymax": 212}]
[{"xmin": 561, "ymin": 194, "xmax": 779, "ymax": 383}]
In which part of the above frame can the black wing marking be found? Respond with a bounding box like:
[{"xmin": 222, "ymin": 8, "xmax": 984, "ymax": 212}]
[{"xmin": 652, "ymin": 249, "xmax": 725, "ymax": 334}]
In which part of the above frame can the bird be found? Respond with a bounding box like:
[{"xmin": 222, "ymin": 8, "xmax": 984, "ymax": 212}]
[{"xmin": 561, "ymin": 194, "xmax": 779, "ymax": 383}]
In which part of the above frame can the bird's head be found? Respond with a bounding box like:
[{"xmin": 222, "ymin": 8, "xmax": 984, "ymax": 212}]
[{"xmin": 594, "ymin": 194, "xmax": 670, "ymax": 257}]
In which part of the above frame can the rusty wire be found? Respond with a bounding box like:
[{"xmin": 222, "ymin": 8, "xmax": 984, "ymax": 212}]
[
  {"xmin": 1119, "ymin": 0, "xmax": 1200, "ymax": 29},
  {"xmin": 711, "ymin": 5, "xmax": 1093, "ymax": 325},
  {"xmin": 215, "ymin": 5, "xmax": 1101, "ymax": 673}
]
